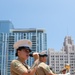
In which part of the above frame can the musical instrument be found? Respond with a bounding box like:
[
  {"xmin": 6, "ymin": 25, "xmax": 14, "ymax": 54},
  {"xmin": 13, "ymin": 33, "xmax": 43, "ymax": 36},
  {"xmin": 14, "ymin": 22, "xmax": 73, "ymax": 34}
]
[{"xmin": 65, "ymin": 64, "xmax": 70, "ymax": 71}]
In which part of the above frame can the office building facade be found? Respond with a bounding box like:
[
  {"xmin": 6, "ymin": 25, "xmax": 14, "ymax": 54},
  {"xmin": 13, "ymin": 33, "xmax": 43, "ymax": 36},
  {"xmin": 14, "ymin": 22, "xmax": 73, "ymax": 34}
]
[{"xmin": 48, "ymin": 36, "xmax": 75, "ymax": 75}]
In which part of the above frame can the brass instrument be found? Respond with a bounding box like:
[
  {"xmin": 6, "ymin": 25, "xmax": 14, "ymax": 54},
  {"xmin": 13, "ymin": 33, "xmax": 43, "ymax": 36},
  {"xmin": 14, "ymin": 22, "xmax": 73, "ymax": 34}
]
[{"xmin": 65, "ymin": 64, "xmax": 70, "ymax": 71}]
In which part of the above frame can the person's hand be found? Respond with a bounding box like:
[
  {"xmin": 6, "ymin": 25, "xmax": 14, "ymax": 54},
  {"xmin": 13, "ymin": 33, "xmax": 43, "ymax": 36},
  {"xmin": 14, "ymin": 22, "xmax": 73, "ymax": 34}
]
[{"xmin": 33, "ymin": 52, "xmax": 39, "ymax": 60}]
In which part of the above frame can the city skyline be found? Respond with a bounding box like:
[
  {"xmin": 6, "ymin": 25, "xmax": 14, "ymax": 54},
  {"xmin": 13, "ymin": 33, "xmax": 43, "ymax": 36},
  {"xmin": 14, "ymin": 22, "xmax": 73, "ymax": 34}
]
[
  {"xmin": 0, "ymin": 23, "xmax": 47, "ymax": 75},
  {"xmin": 0, "ymin": 0, "xmax": 75, "ymax": 50},
  {"xmin": 0, "ymin": 21, "xmax": 75, "ymax": 75},
  {"xmin": 48, "ymin": 36, "xmax": 75, "ymax": 75}
]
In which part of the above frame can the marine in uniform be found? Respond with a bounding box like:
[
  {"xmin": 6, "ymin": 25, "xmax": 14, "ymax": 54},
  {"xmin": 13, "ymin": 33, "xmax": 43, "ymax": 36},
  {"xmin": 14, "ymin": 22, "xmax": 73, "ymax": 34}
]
[
  {"xmin": 59, "ymin": 64, "xmax": 70, "ymax": 75},
  {"xmin": 60, "ymin": 68, "xmax": 70, "ymax": 75},
  {"xmin": 30, "ymin": 52, "xmax": 70, "ymax": 75},
  {"xmin": 35, "ymin": 52, "xmax": 58, "ymax": 75},
  {"xmin": 61, "ymin": 68, "xmax": 67, "ymax": 74},
  {"xmin": 10, "ymin": 39, "xmax": 38, "ymax": 75}
]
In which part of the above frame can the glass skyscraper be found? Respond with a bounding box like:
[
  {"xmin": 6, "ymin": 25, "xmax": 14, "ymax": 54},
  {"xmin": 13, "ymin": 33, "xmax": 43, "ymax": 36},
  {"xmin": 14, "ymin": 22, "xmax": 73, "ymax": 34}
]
[
  {"xmin": 0, "ymin": 20, "xmax": 14, "ymax": 75},
  {"xmin": 0, "ymin": 21, "xmax": 47, "ymax": 75},
  {"xmin": 0, "ymin": 20, "xmax": 14, "ymax": 33}
]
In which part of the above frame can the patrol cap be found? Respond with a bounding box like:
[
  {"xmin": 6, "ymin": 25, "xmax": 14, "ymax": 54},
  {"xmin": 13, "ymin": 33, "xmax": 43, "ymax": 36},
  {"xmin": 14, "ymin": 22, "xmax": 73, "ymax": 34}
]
[
  {"xmin": 39, "ymin": 51, "xmax": 48, "ymax": 57},
  {"xmin": 13, "ymin": 39, "xmax": 32, "ymax": 52}
]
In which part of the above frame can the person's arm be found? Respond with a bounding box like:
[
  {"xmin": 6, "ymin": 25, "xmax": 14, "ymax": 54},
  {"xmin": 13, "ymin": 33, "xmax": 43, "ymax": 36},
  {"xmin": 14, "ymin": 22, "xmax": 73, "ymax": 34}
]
[
  {"xmin": 11, "ymin": 60, "xmax": 38, "ymax": 75},
  {"xmin": 23, "ymin": 52, "xmax": 39, "ymax": 75},
  {"xmin": 22, "ymin": 66, "xmax": 38, "ymax": 75},
  {"xmin": 31, "ymin": 52, "xmax": 39, "ymax": 69}
]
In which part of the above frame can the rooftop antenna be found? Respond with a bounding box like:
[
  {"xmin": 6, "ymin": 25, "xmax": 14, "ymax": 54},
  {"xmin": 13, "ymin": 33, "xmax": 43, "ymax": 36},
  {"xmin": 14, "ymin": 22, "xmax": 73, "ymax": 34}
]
[{"xmin": 67, "ymin": 24, "xmax": 69, "ymax": 36}]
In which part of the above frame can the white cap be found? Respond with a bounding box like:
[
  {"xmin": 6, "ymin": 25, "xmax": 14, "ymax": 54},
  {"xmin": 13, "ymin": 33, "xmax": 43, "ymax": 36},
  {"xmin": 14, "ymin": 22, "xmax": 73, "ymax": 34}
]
[
  {"xmin": 13, "ymin": 39, "xmax": 32, "ymax": 50},
  {"xmin": 39, "ymin": 51, "xmax": 48, "ymax": 57}
]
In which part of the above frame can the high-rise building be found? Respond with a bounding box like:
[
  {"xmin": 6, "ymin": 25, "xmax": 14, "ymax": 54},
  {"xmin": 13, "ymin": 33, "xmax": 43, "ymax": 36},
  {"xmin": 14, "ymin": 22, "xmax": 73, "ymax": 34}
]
[
  {"xmin": 0, "ymin": 20, "xmax": 14, "ymax": 33},
  {"xmin": 48, "ymin": 36, "xmax": 75, "ymax": 75},
  {"xmin": 0, "ymin": 20, "xmax": 14, "ymax": 75},
  {"xmin": 0, "ymin": 22, "xmax": 47, "ymax": 75}
]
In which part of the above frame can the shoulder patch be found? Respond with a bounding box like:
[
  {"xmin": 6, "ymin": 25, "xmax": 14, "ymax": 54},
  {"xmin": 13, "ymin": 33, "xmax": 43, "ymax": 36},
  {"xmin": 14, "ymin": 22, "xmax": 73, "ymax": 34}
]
[
  {"xmin": 46, "ymin": 66, "xmax": 50, "ymax": 72},
  {"xmin": 11, "ymin": 60, "xmax": 22, "ymax": 68}
]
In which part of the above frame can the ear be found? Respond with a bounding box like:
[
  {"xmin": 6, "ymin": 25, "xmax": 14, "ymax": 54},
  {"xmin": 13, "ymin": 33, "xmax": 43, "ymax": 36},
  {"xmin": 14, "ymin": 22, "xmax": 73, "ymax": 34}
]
[{"xmin": 18, "ymin": 50, "xmax": 21, "ymax": 54}]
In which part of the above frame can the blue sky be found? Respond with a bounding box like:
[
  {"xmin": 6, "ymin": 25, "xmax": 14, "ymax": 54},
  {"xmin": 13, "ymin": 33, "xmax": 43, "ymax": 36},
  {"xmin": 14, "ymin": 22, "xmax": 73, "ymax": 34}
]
[{"xmin": 0, "ymin": 0, "xmax": 75, "ymax": 51}]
